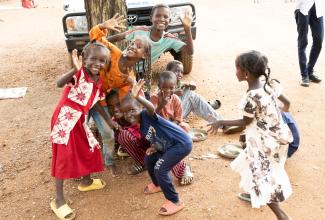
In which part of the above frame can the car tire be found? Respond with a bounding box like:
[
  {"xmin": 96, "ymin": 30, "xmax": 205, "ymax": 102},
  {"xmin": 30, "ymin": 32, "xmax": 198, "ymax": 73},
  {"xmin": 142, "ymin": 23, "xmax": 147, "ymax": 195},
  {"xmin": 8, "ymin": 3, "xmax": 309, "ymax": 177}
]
[{"xmin": 174, "ymin": 50, "xmax": 193, "ymax": 74}]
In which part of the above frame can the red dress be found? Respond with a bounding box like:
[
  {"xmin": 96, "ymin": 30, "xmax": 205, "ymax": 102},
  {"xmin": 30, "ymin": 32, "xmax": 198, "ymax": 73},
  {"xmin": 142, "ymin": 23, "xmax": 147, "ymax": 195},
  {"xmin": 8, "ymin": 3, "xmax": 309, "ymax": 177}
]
[{"xmin": 50, "ymin": 68, "xmax": 104, "ymax": 179}]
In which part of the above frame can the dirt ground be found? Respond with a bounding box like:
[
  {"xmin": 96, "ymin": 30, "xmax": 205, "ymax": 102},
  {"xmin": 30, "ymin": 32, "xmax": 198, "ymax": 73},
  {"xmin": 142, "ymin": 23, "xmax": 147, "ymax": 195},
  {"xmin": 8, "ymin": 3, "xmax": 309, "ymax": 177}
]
[{"xmin": 0, "ymin": 0, "xmax": 325, "ymax": 219}]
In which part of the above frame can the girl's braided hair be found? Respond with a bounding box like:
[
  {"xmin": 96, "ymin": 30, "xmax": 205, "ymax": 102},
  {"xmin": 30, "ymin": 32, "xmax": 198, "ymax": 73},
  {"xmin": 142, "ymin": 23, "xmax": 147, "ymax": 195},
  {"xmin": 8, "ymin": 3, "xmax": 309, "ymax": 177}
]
[
  {"xmin": 235, "ymin": 50, "xmax": 276, "ymax": 94},
  {"xmin": 81, "ymin": 40, "xmax": 110, "ymax": 60}
]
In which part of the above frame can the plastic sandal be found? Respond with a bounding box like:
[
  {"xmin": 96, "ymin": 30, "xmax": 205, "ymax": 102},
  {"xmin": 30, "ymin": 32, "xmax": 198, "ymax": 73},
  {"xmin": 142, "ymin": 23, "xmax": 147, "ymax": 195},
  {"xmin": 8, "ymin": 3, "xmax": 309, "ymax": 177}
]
[
  {"xmin": 127, "ymin": 164, "xmax": 145, "ymax": 175},
  {"xmin": 77, "ymin": 179, "xmax": 106, "ymax": 192},
  {"xmin": 158, "ymin": 200, "xmax": 185, "ymax": 216},
  {"xmin": 237, "ymin": 193, "xmax": 251, "ymax": 203},
  {"xmin": 50, "ymin": 200, "xmax": 76, "ymax": 220},
  {"xmin": 117, "ymin": 146, "xmax": 129, "ymax": 157},
  {"xmin": 180, "ymin": 165, "xmax": 194, "ymax": 185},
  {"xmin": 208, "ymin": 99, "xmax": 221, "ymax": 110},
  {"xmin": 144, "ymin": 183, "xmax": 161, "ymax": 194}
]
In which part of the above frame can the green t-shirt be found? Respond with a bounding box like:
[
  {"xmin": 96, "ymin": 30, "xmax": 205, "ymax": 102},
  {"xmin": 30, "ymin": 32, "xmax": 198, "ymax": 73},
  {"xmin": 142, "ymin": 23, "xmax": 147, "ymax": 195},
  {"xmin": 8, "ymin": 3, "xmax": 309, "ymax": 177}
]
[{"xmin": 125, "ymin": 26, "xmax": 185, "ymax": 64}]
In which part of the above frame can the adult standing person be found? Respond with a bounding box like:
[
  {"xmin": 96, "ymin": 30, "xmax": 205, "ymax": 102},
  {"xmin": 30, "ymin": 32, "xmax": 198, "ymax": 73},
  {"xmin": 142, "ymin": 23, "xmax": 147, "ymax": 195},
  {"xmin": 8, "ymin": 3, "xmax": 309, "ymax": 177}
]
[{"xmin": 295, "ymin": 0, "xmax": 324, "ymax": 87}]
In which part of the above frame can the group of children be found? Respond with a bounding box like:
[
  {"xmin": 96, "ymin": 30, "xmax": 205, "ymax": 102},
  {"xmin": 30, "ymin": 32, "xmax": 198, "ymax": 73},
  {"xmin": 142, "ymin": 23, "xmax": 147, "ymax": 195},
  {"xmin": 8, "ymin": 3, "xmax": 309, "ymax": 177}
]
[{"xmin": 50, "ymin": 3, "xmax": 299, "ymax": 220}]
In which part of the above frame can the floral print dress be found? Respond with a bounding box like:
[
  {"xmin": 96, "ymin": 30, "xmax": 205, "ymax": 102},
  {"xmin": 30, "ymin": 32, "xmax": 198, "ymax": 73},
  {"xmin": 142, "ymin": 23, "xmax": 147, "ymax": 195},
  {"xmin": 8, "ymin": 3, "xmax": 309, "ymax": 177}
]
[{"xmin": 231, "ymin": 81, "xmax": 293, "ymax": 208}]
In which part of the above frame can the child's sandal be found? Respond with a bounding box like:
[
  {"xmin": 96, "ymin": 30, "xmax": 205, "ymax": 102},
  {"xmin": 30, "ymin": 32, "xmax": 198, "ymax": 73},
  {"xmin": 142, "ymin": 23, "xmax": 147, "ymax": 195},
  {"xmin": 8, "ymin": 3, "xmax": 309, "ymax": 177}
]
[
  {"xmin": 208, "ymin": 99, "xmax": 221, "ymax": 110},
  {"xmin": 158, "ymin": 200, "xmax": 185, "ymax": 216},
  {"xmin": 77, "ymin": 179, "xmax": 106, "ymax": 192},
  {"xmin": 237, "ymin": 193, "xmax": 251, "ymax": 202},
  {"xmin": 180, "ymin": 165, "xmax": 194, "ymax": 186},
  {"xmin": 117, "ymin": 146, "xmax": 129, "ymax": 157},
  {"xmin": 127, "ymin": 164, "xmax": 145, "ymax": 175},
  {"xmin": 50, "ymin": 200, "xmax": 76, "ymax": 220}
]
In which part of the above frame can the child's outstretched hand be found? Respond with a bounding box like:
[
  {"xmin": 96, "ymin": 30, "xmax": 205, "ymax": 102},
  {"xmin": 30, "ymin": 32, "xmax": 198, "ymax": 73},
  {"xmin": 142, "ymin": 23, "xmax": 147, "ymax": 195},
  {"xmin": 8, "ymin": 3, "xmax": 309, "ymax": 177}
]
[
  {"xmin": 131, "ymin": 79, "xmax": 145, "ymax": 98},
  {"xmin": 71, "ymin": 49, "xmax": 82, "ymax": 70},
  {"xmin": 179, "ymin": 8, "xmax": 193, "ymax": 29},
  {"xmin": 207, "ymin": 120, "xmax": 221, "ymax": 135},
  {"xmin": 102, "ymin": 13, "xmax": 127, "ymax": 32}
]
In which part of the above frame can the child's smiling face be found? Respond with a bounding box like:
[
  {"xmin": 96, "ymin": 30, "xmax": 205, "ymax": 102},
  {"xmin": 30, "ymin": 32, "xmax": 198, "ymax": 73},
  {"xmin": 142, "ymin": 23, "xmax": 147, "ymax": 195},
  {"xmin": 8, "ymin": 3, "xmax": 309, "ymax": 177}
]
[
  {"xmin": 106, "ymin": 94, "xmax": 122, "ymax": 119},
  {"xmin": 169, "ymin": 64, "xmax": 184, "ymax": 82},
  {"xmin": 150, "ymin": 7, "xmax": 171, "ymax": 31},
  {"xmin": 83, "ymin": 47, "xmax": 109, "ymax": 76},
  {"xmin": 120, "ymin": 99, "xmax": 141, "ymax": 125},
  {"xmin": 158, "ymin": 79, "xmax": 176, "ymax": 98},
  {"xmin": 125, "ymin": 38, "xmax": 147, "ymax": 59}
]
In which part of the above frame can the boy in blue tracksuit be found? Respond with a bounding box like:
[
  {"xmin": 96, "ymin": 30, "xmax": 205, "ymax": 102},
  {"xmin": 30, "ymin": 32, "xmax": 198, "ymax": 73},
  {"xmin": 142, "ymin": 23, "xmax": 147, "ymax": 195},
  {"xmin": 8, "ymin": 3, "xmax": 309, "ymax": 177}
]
[{"xmin": 119, "ymin": 79, "xmax": 192, "ymax": 216}]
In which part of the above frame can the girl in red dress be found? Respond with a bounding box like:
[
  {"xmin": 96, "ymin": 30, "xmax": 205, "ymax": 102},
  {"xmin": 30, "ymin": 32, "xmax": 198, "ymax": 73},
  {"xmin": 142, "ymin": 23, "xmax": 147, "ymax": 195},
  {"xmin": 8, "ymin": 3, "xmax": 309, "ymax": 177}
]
[{"xmin": 50, "ymin": 42, "xmax": 118, "ymax": 220}]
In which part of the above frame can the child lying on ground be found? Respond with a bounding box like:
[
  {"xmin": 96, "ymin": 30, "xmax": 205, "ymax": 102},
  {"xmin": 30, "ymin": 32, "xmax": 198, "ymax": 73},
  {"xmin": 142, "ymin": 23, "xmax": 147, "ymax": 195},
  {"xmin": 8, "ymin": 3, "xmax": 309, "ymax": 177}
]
[
  {"xmin": 119, "ymin": 79, "xmax": 192, "ymax": 215},
  {"xmin": 105, "ymin": 89, "xmax": 193, "ymax": 185}
]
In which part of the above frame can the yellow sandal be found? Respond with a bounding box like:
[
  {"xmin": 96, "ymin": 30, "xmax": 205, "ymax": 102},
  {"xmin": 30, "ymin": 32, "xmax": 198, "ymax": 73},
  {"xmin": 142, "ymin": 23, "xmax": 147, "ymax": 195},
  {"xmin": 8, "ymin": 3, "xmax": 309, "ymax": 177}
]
[
  {"xmin": 50, "ymin": 200, "xmax": 76, "ymax": 220},
  {"xmin": 77, "ymin": 178, "xmax": 106, "ymax": 192}
]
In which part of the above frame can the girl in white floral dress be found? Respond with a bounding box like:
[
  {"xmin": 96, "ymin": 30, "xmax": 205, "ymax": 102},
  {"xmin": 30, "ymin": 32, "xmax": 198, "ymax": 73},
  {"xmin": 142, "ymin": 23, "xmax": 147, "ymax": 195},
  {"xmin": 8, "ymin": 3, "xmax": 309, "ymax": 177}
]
[{"xmin": 208, "ymin": 51, "xmax": 293, "ymax": 220}]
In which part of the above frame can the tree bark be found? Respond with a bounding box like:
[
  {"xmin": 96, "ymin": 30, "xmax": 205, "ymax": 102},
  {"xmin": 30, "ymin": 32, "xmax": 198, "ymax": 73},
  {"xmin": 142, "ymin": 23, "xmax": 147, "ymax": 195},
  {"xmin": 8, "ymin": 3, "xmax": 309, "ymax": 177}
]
[{"xmin": 85, "ymin": 0, "xmax": 127, "ymax": 48}]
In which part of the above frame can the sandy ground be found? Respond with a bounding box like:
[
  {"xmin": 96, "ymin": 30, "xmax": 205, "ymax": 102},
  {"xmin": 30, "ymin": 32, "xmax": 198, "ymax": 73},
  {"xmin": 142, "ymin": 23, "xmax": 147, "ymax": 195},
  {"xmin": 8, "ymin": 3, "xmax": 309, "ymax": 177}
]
[{"xmin": 0, "ymin": 0, "xmax": 325, "ymax": 219}]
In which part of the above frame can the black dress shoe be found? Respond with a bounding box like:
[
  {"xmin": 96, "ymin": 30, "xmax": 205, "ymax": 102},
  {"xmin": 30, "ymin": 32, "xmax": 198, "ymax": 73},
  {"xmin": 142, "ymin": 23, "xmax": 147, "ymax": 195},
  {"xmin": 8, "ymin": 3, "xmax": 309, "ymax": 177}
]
[
  {"xmin": 309, "ymin": 74, "xmax": 322, "ymax": 83},
  {"xmin": 300, "ymin": 76, "xmax": 310, "ymax": 87}
]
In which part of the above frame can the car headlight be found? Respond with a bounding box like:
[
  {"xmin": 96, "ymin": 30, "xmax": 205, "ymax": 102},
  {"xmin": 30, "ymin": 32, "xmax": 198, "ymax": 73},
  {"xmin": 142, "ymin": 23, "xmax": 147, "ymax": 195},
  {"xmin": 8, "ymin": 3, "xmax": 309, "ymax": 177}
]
[
  {"xmin": 169, "ymin": 6, "xmax": 193, "ymax": 26},
  {"xmin": 66, "ymin": 16, "xmax": 88, "ymax": 33}
]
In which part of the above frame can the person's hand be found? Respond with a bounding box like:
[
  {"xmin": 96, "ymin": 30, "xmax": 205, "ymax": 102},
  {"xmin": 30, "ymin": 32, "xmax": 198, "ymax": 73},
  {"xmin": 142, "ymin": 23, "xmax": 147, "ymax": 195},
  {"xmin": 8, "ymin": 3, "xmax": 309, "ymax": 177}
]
[
  {"xmin": 71, "ymin": 49, "xmax": 82, "ymax": 70},
  {"xmin": 102, "ymin": 13, "xmax": 127, "ymax": 32},
  {"xmin": 146, "ymin": 146, "xmax": 157, "ymax": 155},
  {"xmin": 107, "ymin": 119, "xmax": 121, "ymax": 130},
  {"xmin": 114, "ymin": 111, "xmax": 123, "ymax": 119},
  {"xmin": 158, "ymin": 91, "xmax": 171, "ymax": 106},
  {"xmin": 207, "ymin": 120, "xmax": 221, "ymax": 135},
  {"xmin": 179, "ymin": 8, "xmax": 193, "ymax": 29},
  {"xmin": 131, "ymin": 79, "xmax": 145, "ymax": 98}
]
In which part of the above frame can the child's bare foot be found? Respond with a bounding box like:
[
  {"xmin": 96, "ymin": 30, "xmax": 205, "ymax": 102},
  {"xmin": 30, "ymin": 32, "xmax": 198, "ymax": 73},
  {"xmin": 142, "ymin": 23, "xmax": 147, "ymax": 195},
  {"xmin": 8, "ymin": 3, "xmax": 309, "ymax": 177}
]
[{"xmin": 108, "ymin": 164, "xmax": 118, "ymax": 177}]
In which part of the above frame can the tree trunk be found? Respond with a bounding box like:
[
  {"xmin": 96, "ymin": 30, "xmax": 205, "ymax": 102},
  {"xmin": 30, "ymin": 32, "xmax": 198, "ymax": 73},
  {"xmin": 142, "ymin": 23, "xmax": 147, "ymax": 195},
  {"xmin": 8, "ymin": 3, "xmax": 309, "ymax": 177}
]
[{"xmin": 85, "ymin": 0, "xmax": 127, "ymax": 49}]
